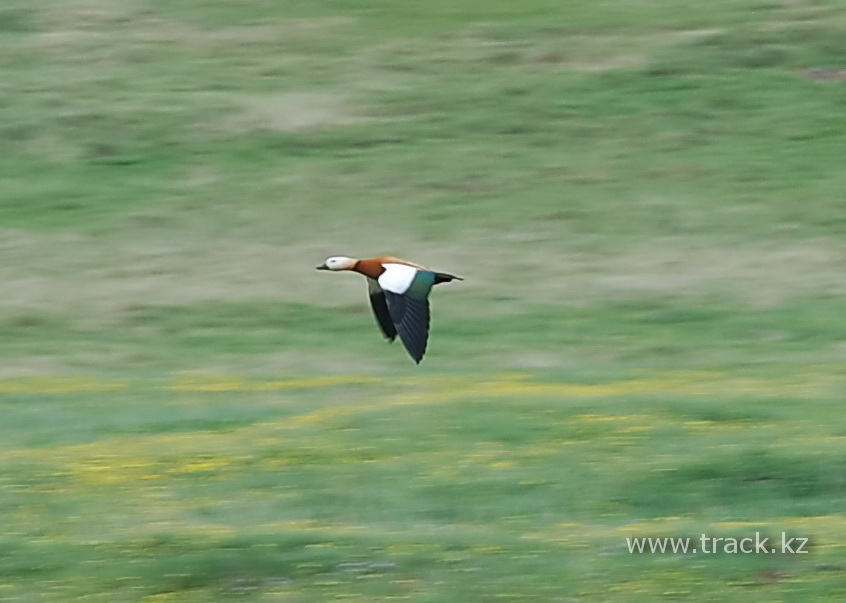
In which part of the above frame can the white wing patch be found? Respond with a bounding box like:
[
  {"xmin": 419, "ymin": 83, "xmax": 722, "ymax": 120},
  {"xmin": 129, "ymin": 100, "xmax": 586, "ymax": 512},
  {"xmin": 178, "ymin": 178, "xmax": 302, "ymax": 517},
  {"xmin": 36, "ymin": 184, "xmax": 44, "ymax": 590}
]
[{"xmin": 378, "ymin": 263, "xmax": 417, "ymax": 294}]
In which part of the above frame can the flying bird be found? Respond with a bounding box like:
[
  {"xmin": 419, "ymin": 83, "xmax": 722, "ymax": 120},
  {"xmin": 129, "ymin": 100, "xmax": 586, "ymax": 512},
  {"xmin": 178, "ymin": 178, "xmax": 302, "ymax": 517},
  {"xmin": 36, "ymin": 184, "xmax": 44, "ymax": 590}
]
[{"xmin": 316, "ymin": 256, "xmax": 462, "ymax": 363}]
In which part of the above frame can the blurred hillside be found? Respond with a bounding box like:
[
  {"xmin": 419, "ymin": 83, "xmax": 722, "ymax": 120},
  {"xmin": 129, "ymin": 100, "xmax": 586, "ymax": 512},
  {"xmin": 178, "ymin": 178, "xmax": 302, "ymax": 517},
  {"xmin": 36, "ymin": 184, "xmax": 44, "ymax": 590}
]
[
  {"xmin": 2, "ymin": 1, "xmax": 846, "ymax": 600},
  {"xmin": 2, "ymin": 0, "xmax": 846, "ymax": 375}
]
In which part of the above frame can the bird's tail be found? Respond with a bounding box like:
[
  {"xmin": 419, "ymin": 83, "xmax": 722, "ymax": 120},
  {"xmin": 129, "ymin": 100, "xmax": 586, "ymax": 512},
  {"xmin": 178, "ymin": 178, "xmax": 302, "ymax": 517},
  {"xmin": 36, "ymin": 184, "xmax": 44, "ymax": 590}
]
[{"xmin": 434, "ymin": 272, "xmax": 463, "ymax": 284}]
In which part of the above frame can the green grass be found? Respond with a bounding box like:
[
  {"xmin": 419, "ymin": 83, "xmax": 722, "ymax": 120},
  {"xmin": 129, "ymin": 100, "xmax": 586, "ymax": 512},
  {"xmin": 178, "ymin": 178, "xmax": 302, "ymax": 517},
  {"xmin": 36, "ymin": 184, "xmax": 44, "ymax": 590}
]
[
  {"xmin": 2, "ymin": 0, "xmax": 846, "ymax": 600},
  {"xmin": 3, "ymin": 374, "xmax": 846, "ymax": 601}
]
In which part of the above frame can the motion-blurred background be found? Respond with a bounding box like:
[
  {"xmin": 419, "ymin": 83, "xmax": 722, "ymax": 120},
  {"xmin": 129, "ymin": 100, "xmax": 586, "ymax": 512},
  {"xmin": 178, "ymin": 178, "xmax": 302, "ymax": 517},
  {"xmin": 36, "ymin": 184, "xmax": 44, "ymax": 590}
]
[{"xmin": 2, "ymin": 1, "xmax": 846, "ymax": 600}]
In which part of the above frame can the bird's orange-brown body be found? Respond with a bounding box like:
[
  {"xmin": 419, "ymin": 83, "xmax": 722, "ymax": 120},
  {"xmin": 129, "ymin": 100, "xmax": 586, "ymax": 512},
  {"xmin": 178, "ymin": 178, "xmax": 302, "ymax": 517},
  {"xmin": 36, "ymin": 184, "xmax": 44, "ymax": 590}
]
[{"xmin": 352, "ymin": 256, "xmax": 429, "ymax": 280}]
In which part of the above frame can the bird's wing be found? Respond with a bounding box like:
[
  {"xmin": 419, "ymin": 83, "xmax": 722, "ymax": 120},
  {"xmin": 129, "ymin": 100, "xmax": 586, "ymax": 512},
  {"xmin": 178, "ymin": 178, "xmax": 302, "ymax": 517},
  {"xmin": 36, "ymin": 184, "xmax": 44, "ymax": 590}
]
[
  {"xmin": 367, "ymin": 278, "xmax": 397, "ymax": 342},
  {"xmin": 383, "ymin": 289, "xmax": 431, "ymax": 364}
]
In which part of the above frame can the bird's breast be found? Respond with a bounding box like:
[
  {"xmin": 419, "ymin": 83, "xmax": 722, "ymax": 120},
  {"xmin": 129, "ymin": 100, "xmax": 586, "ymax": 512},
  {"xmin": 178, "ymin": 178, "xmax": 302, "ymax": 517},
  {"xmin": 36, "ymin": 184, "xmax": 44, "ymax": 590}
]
[{"xmin": 353, "ymin": 258, "xmax": 386, "ymax": 280}]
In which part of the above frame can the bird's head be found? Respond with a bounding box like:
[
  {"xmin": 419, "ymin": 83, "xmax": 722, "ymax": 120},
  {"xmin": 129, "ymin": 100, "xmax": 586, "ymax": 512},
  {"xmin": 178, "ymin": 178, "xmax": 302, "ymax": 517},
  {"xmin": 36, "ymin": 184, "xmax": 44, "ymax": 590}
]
[{"xmin": 316, "ymin": 256, "xmax": 357, "ymax": 271}]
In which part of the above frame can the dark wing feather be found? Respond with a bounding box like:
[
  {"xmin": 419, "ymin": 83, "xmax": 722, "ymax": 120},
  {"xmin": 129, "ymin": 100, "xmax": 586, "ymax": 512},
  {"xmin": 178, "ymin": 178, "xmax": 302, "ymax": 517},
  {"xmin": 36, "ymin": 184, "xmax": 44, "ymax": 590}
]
[
  {"xmin": 367, "ymin": 278, "xmax": 397, "ymax": 341},
  {"xmin": 384, "ymin": 290, "xmax": 431, "ymax": 364}
]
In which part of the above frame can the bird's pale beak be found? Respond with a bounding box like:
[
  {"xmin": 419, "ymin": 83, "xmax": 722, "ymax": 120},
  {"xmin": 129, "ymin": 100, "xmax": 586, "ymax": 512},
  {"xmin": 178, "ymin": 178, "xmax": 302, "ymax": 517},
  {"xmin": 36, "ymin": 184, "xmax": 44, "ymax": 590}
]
[{"xmin": 316, "ymin": 264, "xmax": 329, "ymax": 270}]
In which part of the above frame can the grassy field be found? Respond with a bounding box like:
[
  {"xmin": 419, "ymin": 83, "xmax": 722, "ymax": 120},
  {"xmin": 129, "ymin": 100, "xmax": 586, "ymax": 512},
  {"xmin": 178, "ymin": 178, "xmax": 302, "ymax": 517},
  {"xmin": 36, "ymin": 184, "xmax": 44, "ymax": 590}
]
[{"xmin": 2, "ymin": 0, "xmax": 846, "ymax": 600}]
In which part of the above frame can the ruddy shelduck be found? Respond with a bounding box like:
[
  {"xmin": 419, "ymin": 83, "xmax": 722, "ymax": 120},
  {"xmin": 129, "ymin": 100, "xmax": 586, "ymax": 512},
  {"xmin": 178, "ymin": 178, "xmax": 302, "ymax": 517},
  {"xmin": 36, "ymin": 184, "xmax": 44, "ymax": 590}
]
[{"xmin": 316, "ymin": 256, "xmax": 462, "ymax": 363}]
